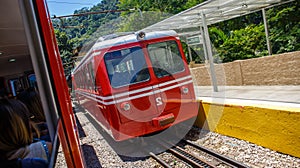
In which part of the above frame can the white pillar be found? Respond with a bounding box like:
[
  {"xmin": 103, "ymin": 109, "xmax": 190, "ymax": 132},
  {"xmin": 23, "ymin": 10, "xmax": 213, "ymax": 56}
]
[
  {"xmin": 200, "ymin": 26, "xmax": 208, "ymax": 63},
  {"xmin": 201, "ymin": 12, "xmax": 218, "ymax": 92},
  {"xmin": 187, "ymin": 44, "xmax": 193, "ymax": 62},
  {"xmin": 262, "ymin": 8, "xmax": 272, "ymax": 55}
]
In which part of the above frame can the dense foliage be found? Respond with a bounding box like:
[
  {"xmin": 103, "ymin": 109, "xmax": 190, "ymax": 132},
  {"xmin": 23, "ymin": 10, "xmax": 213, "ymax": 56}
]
[
  {"xmin": 268, "ymin": 1, "xmax": 300, "ymax": 54},
  {"xmin": 209, "ymin": 0, "xmax": 300, "ymax": 63},
  {"xmin": 53, "ymin": 0, "xmax": 300, "ymax": 76}
]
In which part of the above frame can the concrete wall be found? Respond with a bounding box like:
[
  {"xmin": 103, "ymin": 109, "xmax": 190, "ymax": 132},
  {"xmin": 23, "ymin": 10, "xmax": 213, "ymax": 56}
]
[
  {"xmin": 191, "ymin": 51, "xmax": 300, "ymax": 86},
  {"xmin": 192, "ymin": 51, "xmax": 300, "ymax": 158},
  {"xmin": 195, "ymin": 100, "xmax": 300, "ymax": 158}
]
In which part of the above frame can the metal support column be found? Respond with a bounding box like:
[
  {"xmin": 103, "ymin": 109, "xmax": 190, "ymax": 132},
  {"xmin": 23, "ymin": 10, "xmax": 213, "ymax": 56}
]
[
  {"xmin": 200, "ymin": 26, "xmax": 208, "ymax": 63},
  {"xmin": 188, "ymin": 45, "xmax": 193, "ymax": 61},
  {"xmin": 186, "ymin": 38, "xmax": 193, "ymax": 63},
  {"xmin": 262, "ymin": 8, "xmax": 272, "ymax": 55},
  {"xmin": 201, "ymin": 12, "xmax": 218, "ymax": 92}
]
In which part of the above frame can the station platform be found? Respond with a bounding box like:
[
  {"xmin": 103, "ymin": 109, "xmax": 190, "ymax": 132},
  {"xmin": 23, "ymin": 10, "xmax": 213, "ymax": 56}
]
[
  {"xmin": 195, "ymin": 85, "xmax": 300, "ymax": 103},
  {"xmin": 193, "ymin": 85, "xmax": 300, "ymax": 158}
]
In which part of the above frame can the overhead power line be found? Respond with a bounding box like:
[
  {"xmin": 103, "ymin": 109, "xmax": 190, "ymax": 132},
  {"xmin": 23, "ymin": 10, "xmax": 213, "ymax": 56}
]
[{"xmin": 52, "ymin": 9, "xmax": 130, "ymax": 19}]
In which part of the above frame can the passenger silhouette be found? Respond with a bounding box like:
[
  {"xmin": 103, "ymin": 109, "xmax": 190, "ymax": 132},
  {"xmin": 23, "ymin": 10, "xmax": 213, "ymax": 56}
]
[
  {"xmin": 17, "ymin": 88, "xmax": 50, "ymax": 142},
  {"xmin": 0, "ymin": 99, "xmax": 51, "ymax": 167}
]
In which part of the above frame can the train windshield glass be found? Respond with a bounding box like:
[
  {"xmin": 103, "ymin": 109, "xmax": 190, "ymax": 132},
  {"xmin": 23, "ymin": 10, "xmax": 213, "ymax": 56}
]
[
  {"xmin": 104, "ymin": 47, "xmax": 150, "ymax": 88},
  {"xmin": 147, "ymin": 40, "xmax": 185, "ymax": 78}
]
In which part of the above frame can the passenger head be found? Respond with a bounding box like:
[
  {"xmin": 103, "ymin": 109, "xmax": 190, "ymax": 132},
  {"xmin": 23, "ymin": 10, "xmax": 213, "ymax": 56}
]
[
  {"xmin": 17, "ymin": 88, "xmax": 45, "ymax": 123},
  {"xmin": 0, "ymin": 99, "xmax": 33, "ymax": 159}
]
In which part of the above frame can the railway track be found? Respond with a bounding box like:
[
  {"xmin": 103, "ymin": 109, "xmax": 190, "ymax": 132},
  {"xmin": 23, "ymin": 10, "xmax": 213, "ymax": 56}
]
[
  {"xmin": 150, "ymin": 139, "xmax": 250, "ymax": 168},
  {"xmin": 78, "ymin": 104, "xmax": 250, "ymax": 167}
]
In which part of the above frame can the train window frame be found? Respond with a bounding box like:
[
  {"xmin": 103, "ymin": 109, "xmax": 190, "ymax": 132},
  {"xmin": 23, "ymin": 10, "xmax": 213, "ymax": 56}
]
[
  {"xmin": 28, "ymin": 74, "xmax": 37, "ymax": 88},
  {"xmin": 88, "ymin": 62, "xmax": 96, "ymax": 91},
  {"xmin": 84, "ymin": 65, "xmax": 90, "ymax": 90},
  {"xmin": 8, "ymin": 78, "xmax": 22, "ymax": 97},
  {"xmin": 3, "ymin": 0, "xmax": 88, "ymax": 167},
  {"xmin": 18, "ymin": 0, "xmax": 67, "ymax": 167},
  {"xmin": 104, "ymin": 46, "xmax": 150, "ymax": 88},
  {"xmin": 147, "ymin": 40, "xmax": 185, "ymax": 78}
]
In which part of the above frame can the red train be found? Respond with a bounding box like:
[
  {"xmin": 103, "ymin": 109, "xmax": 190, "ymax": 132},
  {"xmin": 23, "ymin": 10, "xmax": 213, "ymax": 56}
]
[{"xmin": 72, "ymin": 30, "xmax": 198, "ymax": 141}]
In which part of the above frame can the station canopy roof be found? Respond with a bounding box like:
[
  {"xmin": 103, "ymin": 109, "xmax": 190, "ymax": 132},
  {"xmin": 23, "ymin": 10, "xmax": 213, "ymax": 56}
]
[{"xmin": 142, "ymin": 0, "xmax": 294, "ymax": 36}]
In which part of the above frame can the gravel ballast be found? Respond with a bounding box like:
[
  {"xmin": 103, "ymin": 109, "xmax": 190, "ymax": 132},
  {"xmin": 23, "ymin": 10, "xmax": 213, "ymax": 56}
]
[{"xmin": 55, "ymin": 109, "xmax": 300, "ymax": 168}]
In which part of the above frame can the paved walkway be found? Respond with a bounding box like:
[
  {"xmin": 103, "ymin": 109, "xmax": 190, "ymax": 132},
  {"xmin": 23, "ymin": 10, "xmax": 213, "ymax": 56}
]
[{"xmin": 194, "ymin": 85, "xmax": 300, "ymax": 109}]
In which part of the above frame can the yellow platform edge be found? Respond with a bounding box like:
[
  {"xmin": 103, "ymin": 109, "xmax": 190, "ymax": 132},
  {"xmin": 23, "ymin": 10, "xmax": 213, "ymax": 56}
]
[{"xmin": 194, "ymin": 100, "xmax": 300, "ymax": 158}]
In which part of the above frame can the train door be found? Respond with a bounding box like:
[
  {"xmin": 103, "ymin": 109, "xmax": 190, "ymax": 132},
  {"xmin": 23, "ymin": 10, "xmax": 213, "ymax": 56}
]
[{"xmin": 147, "ymin": 39, "xmax": 194, "ymax": 117}]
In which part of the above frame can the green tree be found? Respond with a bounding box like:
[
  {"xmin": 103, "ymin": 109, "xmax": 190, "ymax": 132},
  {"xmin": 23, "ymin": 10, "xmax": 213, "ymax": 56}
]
[
  {"xmin": 53, "ymin": 0, "xmax": 120, "ymax": 77},
  {"xmin": 118, "ymin": 11, "xmax": 171, "ymax": 32},
  {"xmin": 118, "ymin": 0, "xmax": 207, "ymax": 14},
  {"xmin": 54, "ymin": 29, "xmax": 75, "ymax": 76},
  {"xmin": 216, "ymin": 25, "xmax": 266, "ymax": 63},
  {"xmin": 53, "ymin": 0, "xmax": 300, "ymax": 75},
  {"xmin": 268, "ymin": 1, "xmax": 300, "ymax": 54},
  {"xmin": 207, "ymin": 1, "xmax": 299, "ymax": 63},
  {"xmin": 184, "ymin": 0, "xmax": 206, "ymax": 9}
]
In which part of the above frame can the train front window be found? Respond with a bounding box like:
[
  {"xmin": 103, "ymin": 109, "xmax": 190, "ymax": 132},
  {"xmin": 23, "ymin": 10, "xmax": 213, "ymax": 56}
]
[
  {"xmin": 104, "ymin": 47, "xmax": 150, "ymax": 88},
  {"xmin": 148, "ymin": 40, "xmax": 185, "ymax": 78}
]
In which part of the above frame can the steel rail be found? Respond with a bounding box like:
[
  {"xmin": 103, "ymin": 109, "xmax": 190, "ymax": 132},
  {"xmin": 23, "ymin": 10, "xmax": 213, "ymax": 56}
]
[
  {"xmin": 149, "ymin": 152, "xmax": 172, "ymax": 168},
  {"xmin": 168, "ymin": 146, "xmax": 216, "ymax": 168},
  {"xmin": 184, "ymin": 140, "xmax": 250, "ymax": 168}
]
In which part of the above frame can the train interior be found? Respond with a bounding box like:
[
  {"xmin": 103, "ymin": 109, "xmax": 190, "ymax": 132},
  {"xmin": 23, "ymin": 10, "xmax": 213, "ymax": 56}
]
[
  {"xmin": 0, "ymin": 0, "xmax": 63, "ymax": 167},
  {"xmin": 0, "ymin": 0, "xmax": 34, "ymax": 97}
]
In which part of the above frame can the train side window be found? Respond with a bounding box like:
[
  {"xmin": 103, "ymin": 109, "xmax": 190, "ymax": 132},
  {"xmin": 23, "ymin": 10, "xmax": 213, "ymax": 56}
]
[
  {"xmin": 8, "ymin": 78, "xmax": 22, "ymax": 97},
  {"xmin": 80, "ymin": 68, "xmax": 84, "ymax": 89},
  {"xmin": 79, "ymin": 69, "xmax": 83, "ymax": 89},
  {"xmin": 86, "ymin": 64, "xmax": 91, "ymax": 90},
  {"xmin": 28, "ymin": 74, "xmax": 37, "ymax": 88},
  {"xmin": 84, "ymin": 66, "xmax": 89, "ymax": 90},
  {"xmin": 148, "ymin": 40, "xmax": 185, "ymax": 78},
  {"xmin": 88, "ymin": 62, "xmax": 95, "ymax": 91},
  {"xmin": 104, "ymin": 47, "xmax": 150, "ymax": 88}
]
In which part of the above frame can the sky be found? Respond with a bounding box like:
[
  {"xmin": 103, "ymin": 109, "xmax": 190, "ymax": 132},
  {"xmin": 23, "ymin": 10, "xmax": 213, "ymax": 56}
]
[{"xmin": 47, "ymin": 0, "xmax": 101, "ymax": 17}]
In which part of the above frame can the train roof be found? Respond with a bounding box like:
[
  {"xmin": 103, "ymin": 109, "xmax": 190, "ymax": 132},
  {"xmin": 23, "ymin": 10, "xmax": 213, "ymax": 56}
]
[
  {"xmin": 93, "ymin": 30, "xmax": 178, "ymax": 51},
  {"xmin": 72, "ymin": 30, "xmax": 178, "ymax": 74}
]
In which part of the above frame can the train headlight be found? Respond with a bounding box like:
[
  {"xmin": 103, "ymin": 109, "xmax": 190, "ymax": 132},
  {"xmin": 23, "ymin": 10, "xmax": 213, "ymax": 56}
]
[
  {"xmin": 121, "ymin": 102, "xmax": 131, "ymax": 111},
  {"xmin": 181, "ymin": 87, "xmax": 189, "ymax": 94}
]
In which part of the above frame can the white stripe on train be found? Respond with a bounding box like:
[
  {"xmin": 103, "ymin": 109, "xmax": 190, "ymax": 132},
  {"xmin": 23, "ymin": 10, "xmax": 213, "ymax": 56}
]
[{"xmin": 76, "ymin": 75, "xmax": 193, "ymax": 105}]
